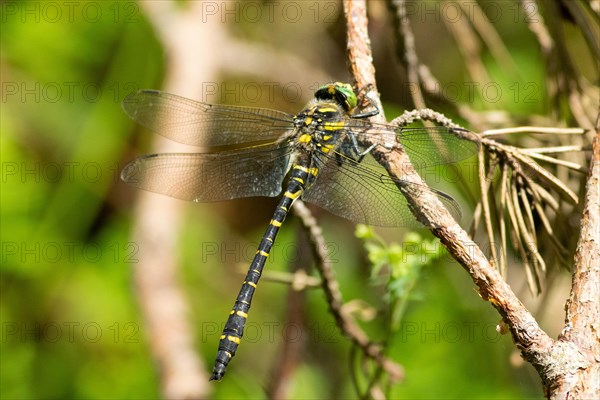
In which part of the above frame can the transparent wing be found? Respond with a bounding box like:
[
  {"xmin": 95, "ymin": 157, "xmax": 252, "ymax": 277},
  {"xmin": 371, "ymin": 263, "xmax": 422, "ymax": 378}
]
[
  {"xmin": 395, "ymin": 126, "xmax": 478, "ymax": 170},
  {"xmin": 122, "ymin": 90, "xmax": 295, "ymax": 147},
  {"xmin": 302, "ymin": 149, "xmax": 462, "ymax": 228},
  {"xmin": 121, "ymin": 144, "xmax": 292, "ymax": 202},
  {"xmin": 344, "ymin": 121, "xmax": 478, "ymax": 170}
]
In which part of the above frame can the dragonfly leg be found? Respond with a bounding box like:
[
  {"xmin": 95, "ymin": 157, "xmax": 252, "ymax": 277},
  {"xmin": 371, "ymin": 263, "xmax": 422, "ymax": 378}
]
[
  {"xmin": 351, "ymin": 87, "xmax": 380, "ymax": 119},
  {"xmin": 345, "ymin": 131, "xmax": 379, "ymax": 163},
  {"xmin": 351, "ymin": 108, "xmax": 380, "ymax": 119}
]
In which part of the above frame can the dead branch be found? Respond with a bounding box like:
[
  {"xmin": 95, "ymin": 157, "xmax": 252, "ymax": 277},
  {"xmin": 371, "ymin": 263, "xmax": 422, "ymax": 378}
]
[
  {"xmin": 556, "ymin": 120, "xmax": 600, "ymax": 397},
  {"xmin": 341, "ymin": 1, "xmax": 599, "ymax": 398}
]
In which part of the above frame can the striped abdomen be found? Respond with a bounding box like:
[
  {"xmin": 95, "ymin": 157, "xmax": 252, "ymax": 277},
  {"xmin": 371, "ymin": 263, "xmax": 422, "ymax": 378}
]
[{"xmin": 210, "ymin": 163, "xmax": 317, "ymax": 381}]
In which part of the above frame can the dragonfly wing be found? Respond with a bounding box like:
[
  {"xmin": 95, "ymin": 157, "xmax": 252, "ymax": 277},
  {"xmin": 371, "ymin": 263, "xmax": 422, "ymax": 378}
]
[
  {"xmin": 350, "ymin": 123, "xmax": 478, "ymax": 170},
  {"xmin": 121, "ymin": 144, "xmax": 291, "ymax": 202},
  {"xmin": 123, "ymin": 90, "xmax": 294, "ymax": 147},
  {"xmin": 302, "ymin": 150, "xmax": 462, "ymax": 227},
  {"xmin": 397, "ymin": 126, "xmax": 478, "ymax": 171}
]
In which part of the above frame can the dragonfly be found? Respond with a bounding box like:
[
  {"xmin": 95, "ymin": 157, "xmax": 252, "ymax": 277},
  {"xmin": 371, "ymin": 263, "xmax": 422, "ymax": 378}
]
[{"xmin": 121, "ymin": 82, "xmax": 475, "ymax": 381}]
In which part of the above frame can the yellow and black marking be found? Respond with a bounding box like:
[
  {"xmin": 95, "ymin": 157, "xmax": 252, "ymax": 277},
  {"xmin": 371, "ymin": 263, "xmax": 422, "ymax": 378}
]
[
  {"xmin": 209, "ymin": 83, "xmax": 373, "ymax": 381},
  {"xmin": 210, "ymin": 162, "xmax": 318, "ymax": 381}
]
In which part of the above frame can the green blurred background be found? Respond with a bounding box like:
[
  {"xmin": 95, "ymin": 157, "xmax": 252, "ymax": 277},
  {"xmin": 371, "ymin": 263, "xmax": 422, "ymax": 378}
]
[{"xmin": 2, "ymin": 1, "xmax": 594, "ymax": 399}]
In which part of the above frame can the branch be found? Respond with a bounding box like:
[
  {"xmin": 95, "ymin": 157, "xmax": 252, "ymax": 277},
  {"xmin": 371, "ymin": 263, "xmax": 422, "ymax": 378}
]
[
  {"xmin": 343, "ymin": 0, "xmax": 557, "ymax": 383},
  {"xmin": 343, "ymin": 0, "xmax": 380, "ymax": 118},
  {"xmin": 557, "ymin": 118, "xmax": 600, "ymax": 397},
  {"xmin": 292, "ymin": 200, "xmax": 404, "ymax": 384}
]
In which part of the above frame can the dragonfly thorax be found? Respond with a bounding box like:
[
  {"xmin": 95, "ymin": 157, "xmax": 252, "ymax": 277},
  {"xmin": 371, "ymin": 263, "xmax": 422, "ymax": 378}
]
[{"xmin": 292, "ymin": 100, "xmax": 347, "ymax": 155}]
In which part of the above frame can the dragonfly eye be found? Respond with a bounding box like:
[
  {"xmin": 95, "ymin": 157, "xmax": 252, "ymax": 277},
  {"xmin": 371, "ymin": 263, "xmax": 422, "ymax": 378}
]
[{"xmin": 315, "ymin": 82, "xmax": 358, "ymax": 112}]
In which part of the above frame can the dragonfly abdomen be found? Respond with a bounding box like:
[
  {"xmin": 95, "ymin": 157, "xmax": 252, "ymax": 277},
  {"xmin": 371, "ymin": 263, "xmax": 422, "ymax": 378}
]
[{"xmin": 210, "ymin": 162, "xmax": 317, "ymax": 381}]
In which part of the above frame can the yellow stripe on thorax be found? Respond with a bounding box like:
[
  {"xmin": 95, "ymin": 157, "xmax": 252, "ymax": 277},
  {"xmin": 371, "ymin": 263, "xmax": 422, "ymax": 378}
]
[
  {"xmin": 323, "ymin": 121, "xmax": 345, "ymax": 131},
  {"xmin": 320, "ymin": 144, "xmax": 333, "ymax": 154},
  {"xmin": 316, "ymin": 106, "xmax": 337, "ymax": 113},
  {"xmin": 298, "ymin": 133, "xmax": 312, "ymax": 143}
]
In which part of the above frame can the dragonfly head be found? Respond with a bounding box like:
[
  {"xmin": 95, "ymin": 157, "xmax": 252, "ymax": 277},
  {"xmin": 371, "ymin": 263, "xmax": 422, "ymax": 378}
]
[{"xmin": 315, "ymin": 82, "xmax": 357, "ymax": 113}]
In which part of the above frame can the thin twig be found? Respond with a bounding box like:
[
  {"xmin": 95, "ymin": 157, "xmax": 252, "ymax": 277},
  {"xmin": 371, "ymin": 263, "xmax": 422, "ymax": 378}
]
[
  {"xmin": 386, "ymin": 0, "xmax": 485, "ymax": 129},
  {"xmin": 458, "ymin": 1, "xmax": 521, "ymax": 80},
  {"xmin": 529, "ymin": 181, "xmax": 560, "ymax": 211},
  {"xmin": 531, "ymin": 199, "xmax": 570, "ymax": 266},
  {"xmin": 560, "ymin": 1, "xmax": 600, "ymax": 60},
  {"xmin": 483, "ymin": 127, "xmax": 585, "ymax": 136},
  {"xmin": 520, "ymin": 0, "xmax": 554, "ymax": 55},
  {"xmin": 389, "ymin": 108, "xmax": 464, "ymax": 130},
  {"xmin": 499, "ymin": 163, "xmax": 509, "ymax": 277},
  {"xmin": 519, "ymin": 151, "xmax": 585, "ymax": 172},
  {"xmin": 236, "ymin": 265, "xmax": 321, "ymax": 290},
  {"xmin": 521, "ymin": 145, "xmax": 585, "ymax": 154},
  {"xmin": 511, "ymin": 181, "xmax": 541, "ymax": 293},
  {"xmin": 389, "ymin": 0, "xmax": 427, "ymax": 110},
  {"xmin": 478, "ymin": 147, "xmax": 499, "ymax": 271},
  {"xmin": 293, "ymin": 200, "xmax": 404, "ymax": 382},
  {"xmin": 443, "ymin": 4, "xmax": 492, "ymax": 96},
  {"xmin": 480, "ymin": 137, "xmax": 580, "ymax": 204}
]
